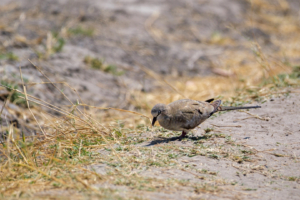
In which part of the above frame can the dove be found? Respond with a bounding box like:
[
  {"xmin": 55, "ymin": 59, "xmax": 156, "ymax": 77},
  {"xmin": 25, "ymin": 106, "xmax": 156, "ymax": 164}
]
[{"xmin": 151, "ymin": 98, "xmax": 261, "ymax": 139}]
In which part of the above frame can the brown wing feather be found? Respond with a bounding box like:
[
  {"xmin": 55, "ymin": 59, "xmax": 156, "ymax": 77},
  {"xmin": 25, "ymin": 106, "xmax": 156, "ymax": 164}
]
[{"xmin": 205, "ymin": 98, "xmax": 215, "ymax": 103}]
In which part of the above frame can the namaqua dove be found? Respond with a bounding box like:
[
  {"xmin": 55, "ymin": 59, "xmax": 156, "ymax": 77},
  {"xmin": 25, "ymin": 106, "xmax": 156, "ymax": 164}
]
[{"xmin": 151, "ymin": 98, "xmax": 261, "ymax": 139}]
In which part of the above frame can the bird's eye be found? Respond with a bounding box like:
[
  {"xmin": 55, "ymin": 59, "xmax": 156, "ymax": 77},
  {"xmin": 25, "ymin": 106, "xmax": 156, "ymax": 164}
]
[{"xmin": 158, "ymin": 110, "xmax": 161, "ymax": 114}]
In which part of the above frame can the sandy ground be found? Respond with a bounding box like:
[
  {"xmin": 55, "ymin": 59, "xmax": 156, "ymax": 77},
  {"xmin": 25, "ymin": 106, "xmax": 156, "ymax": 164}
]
[{"xmin": 86, "ymin": 91, "xmax": 299, "ymax": 200}]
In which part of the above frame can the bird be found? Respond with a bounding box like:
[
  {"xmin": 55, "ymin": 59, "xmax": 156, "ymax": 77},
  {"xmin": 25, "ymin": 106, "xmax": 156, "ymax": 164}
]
[{"xmin": 151, "ymin": 98, "xmax": 261, "ymax": 139}]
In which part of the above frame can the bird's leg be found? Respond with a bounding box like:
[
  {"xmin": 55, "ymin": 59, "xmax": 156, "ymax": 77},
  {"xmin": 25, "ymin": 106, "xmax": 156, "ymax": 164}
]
[{"xmin": 179, "ymin": 131, "xmax": 187, "ymax": 140}]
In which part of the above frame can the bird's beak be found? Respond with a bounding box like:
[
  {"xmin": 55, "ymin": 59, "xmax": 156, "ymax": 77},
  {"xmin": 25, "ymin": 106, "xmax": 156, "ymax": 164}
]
[{"xmin": 152, "ymin": 117, "xmax": 157, "ymax": 126}]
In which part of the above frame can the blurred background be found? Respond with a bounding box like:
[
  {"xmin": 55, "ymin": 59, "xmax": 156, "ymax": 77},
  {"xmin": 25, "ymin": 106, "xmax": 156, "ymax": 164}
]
[{"xmin": 1, "ymin": 0, "xmax": 300, "ymax": 129}]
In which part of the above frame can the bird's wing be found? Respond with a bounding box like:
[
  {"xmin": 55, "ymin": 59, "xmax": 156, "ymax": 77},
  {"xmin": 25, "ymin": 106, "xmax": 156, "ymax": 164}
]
[
  {"xmin": 168, "ymin": 100, "xmax": 214, "ymax": 129},
  {"xmin": 157, "ymin": 99, "xmax": 220, "ymax": 131},
  {"xmin": 169, "ymin": 99, "xmax": 214, "ymax": 116}
]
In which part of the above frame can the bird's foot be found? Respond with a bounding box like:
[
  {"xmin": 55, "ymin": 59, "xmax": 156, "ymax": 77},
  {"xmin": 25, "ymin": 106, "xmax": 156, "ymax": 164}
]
[{"xmin": 178, "ymin": 131, "xmax": 187, "ymax": 141}]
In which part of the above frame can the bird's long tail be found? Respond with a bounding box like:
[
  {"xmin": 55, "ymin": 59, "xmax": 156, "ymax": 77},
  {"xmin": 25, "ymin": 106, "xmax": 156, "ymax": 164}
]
[
  {"xmin": 218, "ymin": 105, "xmax": 261, "ymax": 111},
  {"xmin": 210, "ymin": 99, "xmax": 261, "ymax": 112}
]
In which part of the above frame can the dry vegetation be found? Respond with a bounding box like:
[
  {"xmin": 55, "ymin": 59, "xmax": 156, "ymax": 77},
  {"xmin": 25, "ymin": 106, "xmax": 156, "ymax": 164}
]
[{"xmin": 1, "ymin": 0, "xmax": 300, "ymax": 199}]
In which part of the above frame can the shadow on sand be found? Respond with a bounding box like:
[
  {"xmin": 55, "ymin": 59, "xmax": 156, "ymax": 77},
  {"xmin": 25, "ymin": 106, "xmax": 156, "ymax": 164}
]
[{"xmin": 144, "ymin": 135, "xmax": 211, "ymax": 147}]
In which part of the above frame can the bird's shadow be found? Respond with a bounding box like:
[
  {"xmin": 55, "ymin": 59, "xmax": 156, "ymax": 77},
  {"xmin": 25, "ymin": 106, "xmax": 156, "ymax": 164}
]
[{"xmin": 144, "ymin": 135, "xmax": 209, "ymax": 147}]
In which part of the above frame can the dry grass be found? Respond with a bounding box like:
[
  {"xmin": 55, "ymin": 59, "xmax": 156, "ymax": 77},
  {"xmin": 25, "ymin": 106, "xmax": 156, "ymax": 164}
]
[
  {"xmin": 0, "ymin": 60, "xmax": 299, "ymax": 199},
  {"xmin": 1, "ymin": 0, "xmax": 300, "ymax": 199}
]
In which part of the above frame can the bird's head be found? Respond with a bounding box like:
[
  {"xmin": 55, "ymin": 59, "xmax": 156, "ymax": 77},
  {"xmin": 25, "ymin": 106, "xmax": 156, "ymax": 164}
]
[{"xmin": 151, "ymin": 103, "xmax": 166, "ymax": 126}]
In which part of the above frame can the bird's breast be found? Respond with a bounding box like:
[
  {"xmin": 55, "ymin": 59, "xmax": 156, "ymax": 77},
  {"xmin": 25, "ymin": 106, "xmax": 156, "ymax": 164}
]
[{"xmin": 157, "ymin": 112, "xmax": 205, "ymax": 131}]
